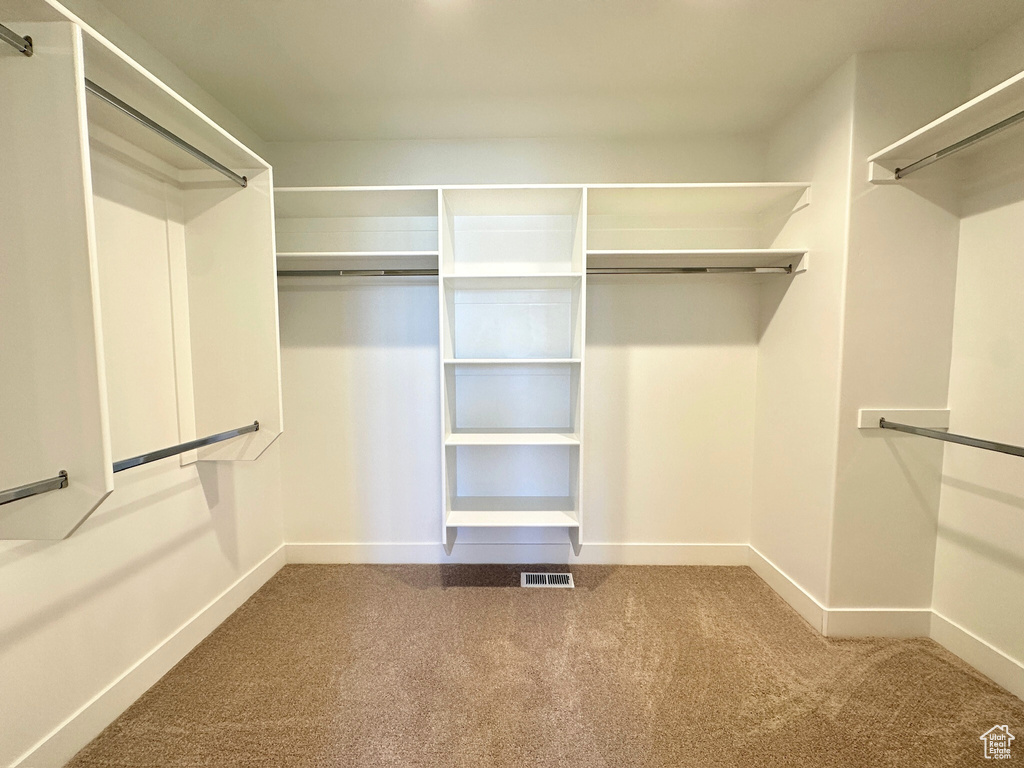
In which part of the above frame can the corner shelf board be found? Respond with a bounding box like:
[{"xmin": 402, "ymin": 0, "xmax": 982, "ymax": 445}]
[{"xmin": 868, "ymin": 69, "xmax": 1024, "ymax": 184}]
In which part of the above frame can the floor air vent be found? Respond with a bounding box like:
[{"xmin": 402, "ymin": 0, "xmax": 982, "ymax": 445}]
[{"xmin": 521, "ymin": 572, "xmax": 574, "ymax": 588}]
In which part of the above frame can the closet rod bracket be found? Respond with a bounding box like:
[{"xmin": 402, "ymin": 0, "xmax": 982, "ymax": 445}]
[
  {"xmin": 0, "ymin": 470, "xmax": 68, "ymax": 507},
  {"xmin": 0, "ymin": 22, "xmax": 33, "ymax": 56}
]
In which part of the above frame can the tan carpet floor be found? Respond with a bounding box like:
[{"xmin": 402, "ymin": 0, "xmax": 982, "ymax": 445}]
[{"xmin": 67, "ymin": 565, "xmax": 1024, "ymax": 767}]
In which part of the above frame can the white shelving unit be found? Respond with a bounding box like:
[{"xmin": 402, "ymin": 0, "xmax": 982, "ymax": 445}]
[
  {"xmin": 439, "ymin": 187, "xmax": 586, "ymax": 554},
  {"xmin": 0, "ymin": 6, "xmax": 282, "ymax": 539},
  {"xmin": 274, "ymin": 182, "xmax": 813, "ymax": 555}
]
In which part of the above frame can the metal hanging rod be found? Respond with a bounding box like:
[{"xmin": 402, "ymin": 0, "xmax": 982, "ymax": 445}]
[
  {"xmin": 0, "ymin": 22, "xmax": 32, "ymax": 56},
  {"xmin": 84, "ymin": 78, "xmax": 247, "ymax": 188},
  {"xmin": 588, "ymin": 266, "xmax": 792, "ymax": 275},
  {"xmin": 894, "ymin": 108, "xmax": 1024, "ymax": 180},
  {"xmin": 879, "ymin": 418, "xmax": 1024, "ymax": 459},
  {"xmin": 0, "ymin": 471, "xmax": 68, "ymax": 507},
  {"xmin": 277, "ymin": 265, "xmax": 793, "ymax": 278},
  {"xmin": 279, "ymin": 269, "xmax": 440, "ymax": 278},
  {"xmin": 113, "ymin": 421, "xmax": 259, "ymax": 473}
]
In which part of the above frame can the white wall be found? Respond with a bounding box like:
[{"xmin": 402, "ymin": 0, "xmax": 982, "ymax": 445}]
[
  {"xmin": 931, "ymin": 199, "xmax": 1024, "ymax": 687},
  {"xmin": 750, "ymin": 61, "xmax": 855, "ymax": 607},
  {"xmin": 967, "ymin": 15, "xmax": 1024, "ymax": 97},
  {"xmin": 266, "ymin": 136, "xmax": 766, "ymax": 187},
  {"xmin": 827, "ymin": 53, "xmax": 967, "ymax": 612}
]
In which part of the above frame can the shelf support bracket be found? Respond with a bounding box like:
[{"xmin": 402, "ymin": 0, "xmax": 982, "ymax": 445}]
[{"xmin": 568, "ymin": 529, "xmax": 581, "ymax": 557}]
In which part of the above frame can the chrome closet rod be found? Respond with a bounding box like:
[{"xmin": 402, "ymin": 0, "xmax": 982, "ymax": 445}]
[
  {"xmin": 0, "ymin": 21, "xmax": 32, "ymax": 55},
  {"xmin": 0, "ymin": 471, "xmax": 68, "ymax": 507},
  {"xmin": 277, "ymin": 265, "xmax": 794, "ymax": 278},
  {"xmin": 879, "ymin": 418, "xmax": 1024, "ymax": 459},
  {"xmin": 894, "ymin": 108, "xmax": 1024, "ymax": 180},
  {"xmin": 84, "ymin": 78, "xmax": 248, "ymax": 188},
  {"xmin": 113, "ymin": 421, "xmax": 259, "ymax": 473},
  {"xmin": 588, "ymin": 266, "xmax": 792, "ymax": 275}
]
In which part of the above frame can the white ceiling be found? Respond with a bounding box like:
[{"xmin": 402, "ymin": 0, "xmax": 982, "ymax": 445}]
[{"xmin": 93, "ymin": 0, "xmax": 1024, "ymax": 143}]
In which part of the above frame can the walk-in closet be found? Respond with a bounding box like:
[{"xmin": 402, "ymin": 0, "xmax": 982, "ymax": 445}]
[{"xmin": 2, "ymin": 0, "xmax": 1023, "ymax": 765}]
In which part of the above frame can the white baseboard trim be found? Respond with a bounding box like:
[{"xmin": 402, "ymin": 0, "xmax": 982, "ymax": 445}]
[
  {"xmin": 14, "ymin": 544, "xmax": 287, "ymax": 768},
  {"xmin": 930, "ymin": 611, "xmax": 1024, "ymax": 701},
  {"xmin": 823, "ymin": 608, "xmax": 932, "ymax": 638},
  {"xmin": 285, "ymin": 542, "xmax": 750, "ymax": 566},
  {"xmin": 747, "ymin": 546, "xmax": 825, "ymax": 633}
]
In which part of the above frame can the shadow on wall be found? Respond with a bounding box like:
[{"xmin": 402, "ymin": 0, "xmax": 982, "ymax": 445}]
[
  {"xmin": 277, "ymin": 282, "xmax": 441, "ymax": 348},
  {"xmin": 0, "ymin": 521, "xmax": 211, "ymax": 649},
  {"xmin": 586, "ymin": 277, "xmax": 764, "ymax": 347},
  {"xmin": 937, "ymin": 524, "xmax": 1024, "ymax": 576}
]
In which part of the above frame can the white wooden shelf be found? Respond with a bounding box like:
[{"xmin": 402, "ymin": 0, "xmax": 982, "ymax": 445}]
[
  {"xmin": 442, "ymin": 273, "xmax": 582, "ymax": 286},
  {"xmin": 868, "ymin": 70, "xmax": 1024, "ymax": 184},
  {"xmin": 446, "ymin": 503, "xmax": 580, "ymax": 528},
  {"xmin": 278, "ymin": 250, "xmax": 439, "ymax": 259},
  {"xmin": 444, "ymin": 358, "xmax": 582, "ymax": 365},
  {"xmin": 445, "ymin": 432, "xmax": 580, "ymax": 446}
]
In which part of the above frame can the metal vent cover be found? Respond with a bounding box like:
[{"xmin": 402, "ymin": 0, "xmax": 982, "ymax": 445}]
[{"xmin": 521, "ymin": 572, "xmax": 574, "ymax": 588}]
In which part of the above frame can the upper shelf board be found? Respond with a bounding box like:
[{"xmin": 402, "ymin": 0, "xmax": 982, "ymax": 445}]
[
  {"xmin": 274, "ymin": 187, "xmax": 439, "ymax": 219},
  {"xmin": 868, "ymin": 69, "xmax": 1024, "ymax": 183},
  {"xmin": 586, "ymin": 183, "xmax": 810, "ymax": 217}
]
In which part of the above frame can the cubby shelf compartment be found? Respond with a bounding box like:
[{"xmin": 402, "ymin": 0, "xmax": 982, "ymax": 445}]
[
  {"xmin": 868, "ymin": 70, "xmax": 1024, "ymax": 185},
  {"xmin": 441, "ymin": 187, "xmax": 585, "ymax": 276},
  {"xmin": 442, "ymin": 274, "xmax": 583, "ymax": 360},
  {"xmin": 443, "ymin": 361, "xmax": 582, "ymax": 436}
]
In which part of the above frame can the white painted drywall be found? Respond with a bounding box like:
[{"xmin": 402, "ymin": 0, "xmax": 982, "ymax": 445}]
[
  {"xmin": 265, "ymin": 136, "xmax": 766, "ymax": 187},
  {"xmin": 750, "ymin": 60, "xmax": 856, "ymax": 605},
  {"xmin": 967, "ymin": 15, "xmax": 1024, "ymax": 97},
  {"xmin": 931, "ymin": 198, "xmax": 1024, "ymax": 673},
  {"xmin": 827, "ymin": 53, "xmax": 967, "ymax": 610}
]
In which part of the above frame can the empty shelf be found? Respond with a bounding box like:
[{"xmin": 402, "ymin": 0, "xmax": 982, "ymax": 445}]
[
  {"xmin": 278, "ymin": 250, "xmax": 439, "ymax": 258},
  {"xmin": 444, "ymin": 358, "xmax": 581, "ymax": 365},
  {"xmin": 445, "ymin": 432, "xmax": 580, "ymax": 446},
  {"xmin": 447, "ymin": 499, "xmax": 579, "ymax": 528}
]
